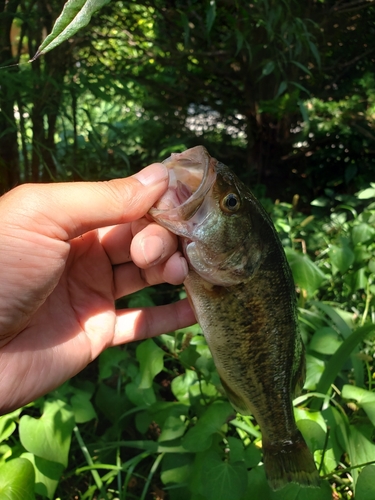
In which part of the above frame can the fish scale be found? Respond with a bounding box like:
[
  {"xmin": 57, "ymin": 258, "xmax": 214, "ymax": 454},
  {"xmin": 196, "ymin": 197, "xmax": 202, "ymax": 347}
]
[{"xmin": 150, "ymin": 146, "xmax": 320, "ymax": 490}]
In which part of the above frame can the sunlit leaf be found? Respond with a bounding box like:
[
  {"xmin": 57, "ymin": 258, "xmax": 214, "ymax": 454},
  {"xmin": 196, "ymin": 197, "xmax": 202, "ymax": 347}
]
[
  {"xmin": 21, "ymin": 453, "xmax": 64, "ymax": 500},
  {"xmin": 0, "ymin": 458, "xmax": 35, "ymax": 500},
  {"xmin": 31, "ymin": 0, "xmax": 111, "ymax": 60},
  {"xmin": 136, "ymin": 339, "xmax": 165, "ymax": 389},
  {"xmin": 309, "ymin": 327, "xmax": 342, "ymax": 355},
  {"xmin": 342, "ymin": 385, "xmax": 375, "ymax": 427},
  {"xmin": 19, "ymin": 400, "xmax": 74, "ymax": 467},
  {"xmin": 285, "ymin": 248, "xmax": 326, "ymax": 296}
]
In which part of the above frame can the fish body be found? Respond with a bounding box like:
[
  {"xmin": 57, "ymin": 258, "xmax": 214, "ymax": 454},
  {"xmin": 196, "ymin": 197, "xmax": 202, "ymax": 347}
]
[{"xmin": 149, "ymin": 146, "xmax": 319, "ymax": 490}]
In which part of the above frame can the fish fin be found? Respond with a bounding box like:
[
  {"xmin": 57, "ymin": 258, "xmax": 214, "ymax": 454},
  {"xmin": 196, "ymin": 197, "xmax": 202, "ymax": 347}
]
[{"xmin": 262, "ymin": 431, "xmax": 320, "ymax": 491}]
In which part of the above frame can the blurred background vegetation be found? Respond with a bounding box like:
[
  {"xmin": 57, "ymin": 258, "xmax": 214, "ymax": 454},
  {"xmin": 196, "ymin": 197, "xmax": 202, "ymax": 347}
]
[{"xmin": 1, "ymin": 1, "xmax": 375, "ymax": 499}]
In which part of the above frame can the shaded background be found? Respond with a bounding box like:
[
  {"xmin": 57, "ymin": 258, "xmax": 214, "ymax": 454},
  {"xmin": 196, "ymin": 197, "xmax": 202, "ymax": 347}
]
[{"xmin": 1, "ymin": 0, "xmax": 374, "ymax": 207}]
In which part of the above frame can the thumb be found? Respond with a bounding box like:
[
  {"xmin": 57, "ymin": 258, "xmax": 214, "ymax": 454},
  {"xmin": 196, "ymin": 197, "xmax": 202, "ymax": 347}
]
[{"xmin": 1, "ymin": 164, "xmax": 168, "ymax": 240}]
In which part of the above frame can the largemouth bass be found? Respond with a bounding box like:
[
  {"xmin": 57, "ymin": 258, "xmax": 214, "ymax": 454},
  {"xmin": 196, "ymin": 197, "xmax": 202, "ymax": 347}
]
[{"xmin": 149, "ymin": 146, "xmax": 319, "ymax": 490}]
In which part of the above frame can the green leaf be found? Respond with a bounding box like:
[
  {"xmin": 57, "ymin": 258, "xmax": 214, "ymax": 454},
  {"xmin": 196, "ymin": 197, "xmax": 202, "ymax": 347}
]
[
  {"xmin": 0, "ymin": 409, "xmax": 21, "ymax": 443},
  {"xmin": 70, "ymin": 393, "xmax": 97, "ymax": 423},
  {"xmin": 159, "ymin": 416, "xmax": 186, "ymax": 442},
  {"xmin": 312, "ymin": 324, "xmax": 375, "ymax": 408},
  {"xmin": 356, "ymin": 465, "xmax": 375, "ymax": 500},
  {"xmin": 276, "ymin": 80, "xmax": 287, "ymax": 98},
  {"xmin": 308, "ymin": 41, "xmax": 321, "ymax": 68},
  {"xmin": 341, "ymin": 385, "xmax": 375, "ymax": 427},
  {"xmin": 161, "ymin": 453, "xmax": 194, "ymax": 485},
  {"xmin": 262, "ymin": 61, "xmax": 275, "ymax": 77},
  {"xmin": 182, "ymin": 402, "xmax": 233, "ymax": 452},
  {"xmin": 0, "ymin": 458, "xmax": 35, "ymax": 500},
  {"xmin": 304, "ymin": 354, "xmax": 325, "ymax": 390},
  {"xmin": 136, "ymin": 339, "xmax": 165, "ymax": 389},
  {"xmin": 291, "ymin": 60, "xmax": 312, "ymax": 76},
  {"xmin": 329, "ymin": 244, "xmax": 355, "ymax": 274},
  {"xmin": 98, "ymin": 346, "xmax": 128, "ymax": 380},
  {"xmin": 125, "ymin": 382, "xmax": 156, "ymax": 407},
  {"xmin": 21, "ymin": 453, "xmax": 64, "ymax": 500},
  {"xmin": 357, "ymin": 187, "xmax": 375, "ymax": 199},
  {"xmin": 31, "ymin": 0, "xmax": 111, "ymax": 60},
  {"xmin": 19, "ymin": 400, "xmax": 75, "ymax": 467},
  {"xmin": 201, "ymin": 450, "xmax": 248, "ymax": 500},
  {"xmin": 285, "ymin": 248, "xmax": 326, "ymax": 296},
  {"xmin": 171, "ymin": 370, "xmax": 198, "ymax": 403},
  {"xmin": 309, "ymin": 327, "xmax": 342, "ymax": 355},
  {"xmin": 352, "ymin": 223, "xmax": 375, "ymax": 245},
  {"xmin": 206, "ymin": 0, "xmax": 216, "ymax": 33}
]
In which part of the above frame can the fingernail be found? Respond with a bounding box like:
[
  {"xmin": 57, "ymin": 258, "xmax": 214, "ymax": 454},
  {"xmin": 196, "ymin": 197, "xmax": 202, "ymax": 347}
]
[
  {"xmin": 134, "ymin": 163, "xmax": 168, "ymax": 186},
  {"xmin": 141, "ymin": 235, "xmax": 165, "ymax": 265}
]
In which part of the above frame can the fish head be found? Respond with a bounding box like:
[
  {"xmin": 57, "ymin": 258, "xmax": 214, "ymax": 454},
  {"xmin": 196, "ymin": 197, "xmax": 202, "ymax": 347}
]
[{"xmin": 149, "ymin": 146, "xmax": 264, "ymax": 286}]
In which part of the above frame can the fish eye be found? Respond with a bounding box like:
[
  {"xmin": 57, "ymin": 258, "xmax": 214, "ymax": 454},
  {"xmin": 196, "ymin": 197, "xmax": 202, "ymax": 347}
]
[{"xmin": 221, "ymin": 193, "xmax": 240, "ymax": 213}]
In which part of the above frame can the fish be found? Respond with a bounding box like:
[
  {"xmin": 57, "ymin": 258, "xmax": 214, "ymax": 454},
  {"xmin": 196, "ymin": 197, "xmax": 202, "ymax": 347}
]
[{"xmin": 149, "ymin": 146, "xmax": 320, "ymax": 490}]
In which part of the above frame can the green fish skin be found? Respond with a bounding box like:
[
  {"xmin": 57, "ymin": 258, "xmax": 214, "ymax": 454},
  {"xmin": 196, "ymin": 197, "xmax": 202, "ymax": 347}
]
[{"xmin": 150, "ymin": 146, "xmax": 320, "ymax": 490}]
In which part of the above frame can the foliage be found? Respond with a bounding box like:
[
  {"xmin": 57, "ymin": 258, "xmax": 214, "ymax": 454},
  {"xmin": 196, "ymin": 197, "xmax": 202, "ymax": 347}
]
[
  {"xmin": 1, "ymin": 0, "xmax": 375, "ymax": 499},
  {"xmin": 0, "ymin": 187, "xmax": 375, "ymax": 499}
]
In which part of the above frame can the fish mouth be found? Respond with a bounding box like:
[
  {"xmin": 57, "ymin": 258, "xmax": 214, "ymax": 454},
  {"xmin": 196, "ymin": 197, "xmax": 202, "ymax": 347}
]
[{"xmin": 149, "ymin": 146, "xmax": 217, "ymax": 236}]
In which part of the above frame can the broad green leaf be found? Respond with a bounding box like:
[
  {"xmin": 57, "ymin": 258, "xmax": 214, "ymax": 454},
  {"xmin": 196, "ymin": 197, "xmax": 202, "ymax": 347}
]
[
  {"xmin": 21, "ymin": 453, "xmax": 64, "ymax": 500},
  {"xmin": 311, "ymin": 302, "xmax": 352, "ymax": 338},
  {"xmin": 341, "ymin": 385, "xmax": 375, "ymax": 426},
  {"xmin": 158, "ymin": 415, "xmax": 186, "ymax": 442},
  {"xmin": 125, "ymin": 382, "xmax": 156, "ymax": 407},
  {"xmin": 352, "ymin": 223, "xmax": 375, "ymax": 245},
  {"xmin": 171, "ymin": 370, "xmax": 198, "ymax": 403},
  {"xmin": 356, "ymin": 465, "xmax": 375, "ymax": 500},
  {"xmin": 136, "ymin": 339, "xmax": 165, "ymax": 389},
  {"xmin": 0, "ymin": 409, "xmax": 21, "ymax": 443},
  {"xmin": 309, "ymin": 327, "xmax": 342, "ymax": 355},
  {"xmin": 344, "ymin": 424, "xmax": 375, "ymax": 486},
  {"xmin": 312, "ymin": 324, "xmax": 375, "ymax": 408},
  {"xmin": 161, "ymin": 453, "xmax": 194, "ymax": 485},
  {"xmin": 98, "ymin": 346, "xmax": 128, "ymax": 380},
  {"xmin": 293, "ymin": 410, "xmax": 338, "ymax": 475},
  {"xmin": 32, "ymin": 0, "xmax": 111, "ymax": 60},
  {"xmin": 284, "ymin": 248, "xmax": 326, "ymax": 296},
  {"xmin": 0, "ymin": 458, "xmax": 35, "ymax": 500},
  {"xmin": 182, "ymin": 401, "xmax": 233, "ymax": 452},
  {"xmin": 357, "ymin": 187, "xmax": 375, "ymax": 199},
  {"xmin": 19, "ymin": 400, "xmax": 74, "ymax": 467},
  {"xmin": 95, "ymin": 382, "xmax": 132, "ymax": 422},
  {"xmin": 70, "ymin": 393, "xmax": 97, "ymax": 423},
  {"xmin": 227, "ymin": 437, "xmax": 244, "ymax": 463},
  {"xmin": 304, "ymin": 354, "xmax": 325, "ymax": 390},
  {"xmin": 201, "ymin": 450, "xmax": 248, "ymax": 500},
  {"xmin": 243, "ymin": 443, "xmax": 262, "ymax": 467},
  {"xmin": 329, "ymin": 244, "xmax": 354, "ymax": 274}
]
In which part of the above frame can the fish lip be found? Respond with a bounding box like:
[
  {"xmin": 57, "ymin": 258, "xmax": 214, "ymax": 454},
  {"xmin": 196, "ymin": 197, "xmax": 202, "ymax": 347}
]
[{"xmin": 149, "ymin": 146, "xmax": 217, "ymax": 228}]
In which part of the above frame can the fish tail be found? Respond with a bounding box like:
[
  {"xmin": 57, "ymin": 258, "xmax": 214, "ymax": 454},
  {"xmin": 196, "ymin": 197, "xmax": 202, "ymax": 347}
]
[{"xmin": 262, "ymin": 431, "xmax": 320, "ymax": 491}]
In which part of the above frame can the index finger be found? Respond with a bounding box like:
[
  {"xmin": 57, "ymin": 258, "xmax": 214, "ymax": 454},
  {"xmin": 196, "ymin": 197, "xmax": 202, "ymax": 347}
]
[{"xmin": 1, "ymin": 163, "xmax": 168, "ymax": 241}]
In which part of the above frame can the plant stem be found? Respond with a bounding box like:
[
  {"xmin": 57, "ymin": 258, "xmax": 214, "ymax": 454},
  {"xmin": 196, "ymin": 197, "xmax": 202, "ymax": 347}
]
[{"xmin": 74, "ymin": 425, "xmax": 107, "ymax": 499}]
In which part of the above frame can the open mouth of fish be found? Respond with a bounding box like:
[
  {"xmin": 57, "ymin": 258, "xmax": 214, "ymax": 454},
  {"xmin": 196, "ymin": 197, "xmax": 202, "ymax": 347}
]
[{"xmin": 149, "ymin": 146, "xmax": 217, "ymax": 237}]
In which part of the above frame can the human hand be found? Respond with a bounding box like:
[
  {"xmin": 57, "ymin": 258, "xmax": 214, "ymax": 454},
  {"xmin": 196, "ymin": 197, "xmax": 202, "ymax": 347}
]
[{"xmin": 0, "ymin": 164, "xmax": 195, "ymax": 414}]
